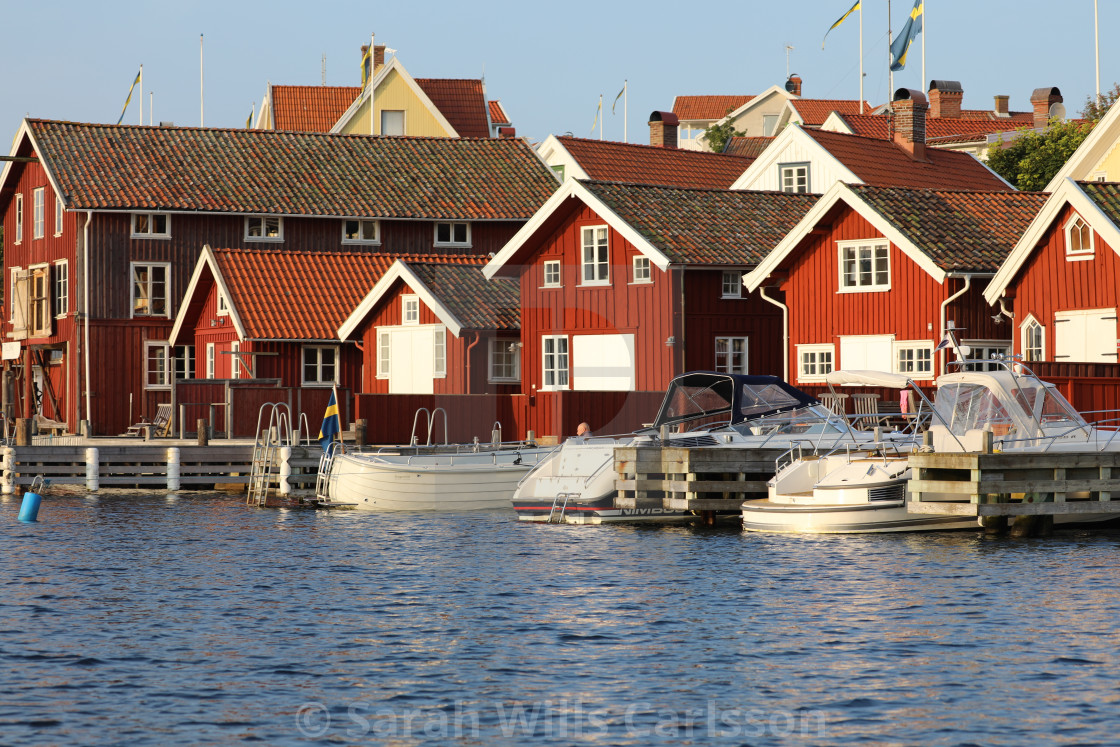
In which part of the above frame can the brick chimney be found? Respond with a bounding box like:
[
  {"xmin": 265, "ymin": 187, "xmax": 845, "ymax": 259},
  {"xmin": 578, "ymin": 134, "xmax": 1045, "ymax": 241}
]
[
  {"xmin": 785, "ymin": 74, "xmax": 802, "ymax": 97},
  {"xmin": 928, "ymin": 80, "xmax": 963, "ymax": 119},
  {"xmin": 498, "ymin": 126, "xmax": 517, "ymax": 138},
  {"xmin": 648, "ymin": 111, "xmax": 679, "ymax": 149},
  {"xmin": 994, "ymin": 95, "xmax": 1010, "ymax": 117},
  {"xmin": 892, "ymin": 88, "xmax": 929, "ymax": 161},
  {"xmin": 1030, "ymin": 87, "xmax": 1063, "ymax": 128}
]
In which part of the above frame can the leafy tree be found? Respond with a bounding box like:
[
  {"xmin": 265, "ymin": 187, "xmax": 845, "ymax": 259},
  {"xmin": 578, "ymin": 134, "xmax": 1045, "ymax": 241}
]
[
  {"xmin": 701, "ymin": 109, "xmax": 745, "ymax": 153},
  {"xmin": 985, "ymin": 119, "xmax": 1095, "ymax": 191},
  {"xmin": 1081, "ymin": 82, "xmax": 1120, "ymax": 122}
]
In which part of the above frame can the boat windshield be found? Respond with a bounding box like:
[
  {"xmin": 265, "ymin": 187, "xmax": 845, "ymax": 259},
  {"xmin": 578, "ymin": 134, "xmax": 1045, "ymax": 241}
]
[
  {"xmin": 651, "ymin": 372, "xmax": 819, "ymax": 430},
  {"xmin": 934, "ymin": 379, "xmax": 1090, "ymax": 441},
  {"xmin": 935, "ymin": 383, "xmax": 1018, "ymax": 438},
  {"xmin": 728, "ymin": 404, "xmax": 847, "ymax": 436}
]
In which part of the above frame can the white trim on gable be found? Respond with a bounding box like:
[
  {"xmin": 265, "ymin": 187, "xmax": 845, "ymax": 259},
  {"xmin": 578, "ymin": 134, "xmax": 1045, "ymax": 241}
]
[
  {"xmin": 329, "ymin": 56, "xmax": 458, "ymax": 137},
  {"xmin": 535, "ymin": 135, "xmax": 589, "ymax": 183},
  {"xmin": 1045, "ymin": 100, "xmax": 1120, "ymax": 190},
  {"xmin": 729, "ymin": 123, "xmax": 861, "ymax": 192},
  {"xmin": 719, "ymin": 85, "xmax": 795, "ymax": 123},
  {"xmin": 338, "ymin": 260, "xmax": 467, "ymax": 341},
  {"xmin": 984, "ymin": 178, "xmax": 1120, "ymax": 304},
  {"xmin": 0, "ymin": 120, "xmax": 68, "ymax": 217},
  {"xmin": 168, "ymin": 245, "xmax": 248, "ymax": 346},
  {"xmin": 483, "ymin": 178, "xmax": 673, "ymax": 280}
]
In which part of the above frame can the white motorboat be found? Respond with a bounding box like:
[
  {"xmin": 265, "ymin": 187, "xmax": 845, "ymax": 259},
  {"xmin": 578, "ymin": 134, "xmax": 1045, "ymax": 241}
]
[{"xmin": 512, "ymin": 371, "xmax": 899, "ymax": 524}]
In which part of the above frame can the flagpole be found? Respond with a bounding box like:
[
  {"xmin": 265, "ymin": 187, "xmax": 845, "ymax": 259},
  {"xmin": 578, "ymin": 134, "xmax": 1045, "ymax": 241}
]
[
  {"xmin": 887, "ymin": 0, "xmax": 894, "ymax": 104},
  {"xmin": 921, "ymin": 0, "xmax": 926, "ymax": 94},
  {"xmin": 1095, "ymin": 0, "xmax": 1101, "ymax": 100},
  {"xmin": 200, "ymin": 34, "xmax": 205, "ymax": 127},
  {"xmin": 139, "ymin": 65, "xmax": 144, "ymax": 125},
  {"xmin": 859, "ymin": 3, "xmax": 864, "ymax": 113},
  {"xmin": 599, "ymin": 94, "xmax": 603, "ymax": 140},
  {"xmin": 624, "ymin": 80, "xmax": 628, "ymax": 143},
  {"xmin": 149, "ymin": 92, "xmax": 153, "ymax": 126},
  {"xmin": 370, "ymin": 32, "xmax": 376, "ymax": 135}
]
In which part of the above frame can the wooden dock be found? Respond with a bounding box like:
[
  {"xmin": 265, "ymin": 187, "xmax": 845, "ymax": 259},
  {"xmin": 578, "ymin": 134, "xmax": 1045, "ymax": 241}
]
[{"xmin": 614, "ymin": 445, "xmax": 785, "ymax": 512}]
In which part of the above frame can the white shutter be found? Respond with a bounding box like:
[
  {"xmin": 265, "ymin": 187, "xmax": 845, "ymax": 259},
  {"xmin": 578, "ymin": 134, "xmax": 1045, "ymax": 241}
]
[
  {"xmin": 1055, "ymin": 309, "xmax": 1117, "ymax": 362},
  {"xmin": 839, "ymin": 334, "xmax": 894, "ymax": 371},
  {"xmin": 8, "ymin": 269, "xmax": 29, "ymax": 340},
  {"xmin": 571, "ymin": 334, "xmax": 636, "ymax": 391}
]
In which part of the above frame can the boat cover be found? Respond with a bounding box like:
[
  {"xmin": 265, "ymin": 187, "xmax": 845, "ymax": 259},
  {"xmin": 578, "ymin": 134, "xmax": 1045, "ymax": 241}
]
[
  {"xmin": 651, "ymin": 372, "xmax": 819, "ymax": 428},
  {"xmin": 825, "ymin": 370, "xmax": 913, "ymax": 389}
]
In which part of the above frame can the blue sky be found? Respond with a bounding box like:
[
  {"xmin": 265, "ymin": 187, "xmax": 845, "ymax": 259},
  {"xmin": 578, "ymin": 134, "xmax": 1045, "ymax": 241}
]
[{"xmin": 1, "ymin": 1, "xmax": 1114, "ymax": 147}]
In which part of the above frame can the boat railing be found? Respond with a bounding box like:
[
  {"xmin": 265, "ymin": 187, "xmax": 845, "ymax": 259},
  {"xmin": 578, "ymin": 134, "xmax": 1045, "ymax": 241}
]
[
  {"xmin": 773, "ymin": 441, "xmax": 810, "ymax": 478},
  {"xmin": 409, "ymin": 407, "xmax": 450, "ymax": 447}
]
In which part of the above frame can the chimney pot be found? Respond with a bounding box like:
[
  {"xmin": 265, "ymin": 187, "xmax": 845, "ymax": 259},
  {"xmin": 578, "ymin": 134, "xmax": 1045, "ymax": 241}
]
[
  {"xmin": 648, "ymin": 111, "xmax": 679, "ymax": 149},
  {"xmin": 994, "ymin": 95, "xmax": 1010, "ymax": 117},
  {"xmin": 785, "ymin": 74, "xmax": 802, "ymax": 97},
  {"xmin": 928, "ymin": 80, "xmax": 963, "ymax": 119},
  {"xmin": 892, "ymin": 88, "xmax": 929, "ymax": 161},
  {"xmin": 1030, "ymin": 86, "xmax": 1063, "ymax": 128}
]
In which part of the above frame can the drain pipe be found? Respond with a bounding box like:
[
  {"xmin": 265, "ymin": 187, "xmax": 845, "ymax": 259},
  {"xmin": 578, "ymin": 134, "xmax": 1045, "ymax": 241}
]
[
  {"xmin": 464, "ymin": 331, "xmax": 480, "ymax": 394},
  {"xmin": 83, "ymin": 211, "xmax": 93, "ymax": 433},
  {"xmin": 759, "ymin": 285, "xmax": 788, "ymax": 381},
  {"xmin": 939, "ymin": 274, "xmax": 970, "ymax": 376}
]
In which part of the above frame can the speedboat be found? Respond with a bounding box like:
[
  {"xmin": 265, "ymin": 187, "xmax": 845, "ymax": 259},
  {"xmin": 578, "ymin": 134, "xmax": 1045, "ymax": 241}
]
[{"xmin": 512, "ymin": 371, "xmax": 894, "ymax": 524}]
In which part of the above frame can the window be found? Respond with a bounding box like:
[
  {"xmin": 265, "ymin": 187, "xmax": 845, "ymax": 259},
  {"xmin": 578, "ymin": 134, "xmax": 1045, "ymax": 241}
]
[
  {"xmin": 434, "ymin": 221, "xmax": 470, "ymax": 247},
  {"xmin": 961, "ymin": 343, "xmax": 1010, "ymax": 371},
  {"xmin": 342, "ymin": 219, "xmax": 380, "ymax": 245},
  {"xmin": 763, "ymin": 114, "xmax": 779, "ymax": 136},
  {"xmin": 779, "ymin": 163, "xmax": 809, "ymax": 193},
  {"xmin": 581, "ymin": 226, "xmax": 609, "ymax": 285},
  {"xmin": 838, "ymin": 240, "xmax": 890, "ymax": 291},
  {"xmin": 551, "ymin": 164, "xmax": 565, "ymax": 181},
  {"xmin": 131, "ymin": 263, "xmax": 169, "ymax": 317},
  {"xmin": 174, "ymin": 345, "xmax": 194, "ymax": 380},
  {"xmin": 145, "ymin": 342, "xmax": 171, "ymax": 390},
  {"xmin": 55, "ymin": 196, "xmax": 63, "ymax": 236},
  {"xmin": 715, "ymin": 336, "xmax": 749, "ymax": 374},
  {"xmin": 798, "ymin": 344, "xmax": 835, "ymax": 382},
  {"xmin": 53, "ymin": 260, "xmax": 68, "ymax": 316},
  {"xmin": 1022, "ymin": 317, "xmax": 1044, "ymax": 362},
  {"xmin": 29, "ymin": 265, "xmax": 51, "ymax": 336},
  {"xmin": 381, "ymin": 109, "xmax": 405, "ymax": 135},
  {"xmin": 489, "ymin": 339, "xmax": 520, "ymax": 382},
  {"xmin": 230, "ymin": 341, "xmax": 241, "ymax": 379},
  {"xmin": 244, "ymin": 216, "xmax": 283, "ymax": 241},
  {"xmin": 302, "ymin": 345, "xmax": 338, "ymax": 385},
  {"xmin": 542, "ymin": 260, "xmax": 561, "ymax": 288},
  {"xmin": 721, "ymin": 270, "xmax": 742, "ymax": 298},
  {"xmin": 206, "ymin": 343, "xmax": 216, "ymax": 379},
  {"xmin": 217, "ymin": 292, "xmax": 229, "ymax": 316},
  {"xmin": 894, "ymin": 341, "xmax": 934, "ymax": 379},
  {"xmin": 14, "ymin": 194, "xmax": 22, "ymax": 243},
  {"xmin": 542, "ymin": 335, "xmax": 569, "ymax": 389},
  {"xmin": 433, "ymin": 329, "xmax": 446, "ymax": 377},
  {"xmin": 633, "ymin": 256, "xmax": 651, "ymax": 283},
  {"xmin": 131, "ymin": 212, "xmax": 171, "ymax": 238},
  {"xmin": 33, "ymin": 188, "xmax": 44, "ymax": 239},
  {"xmin": 1065, "ymin": 215, "xmax": 1094, "ymax": 259},
  {"xmin": 377, "ymin": 331, "xmax": 391, "ymax": 378},
  {"xmin": 402, "ymin": 295, "xmax": 420, "ymax": 325}
]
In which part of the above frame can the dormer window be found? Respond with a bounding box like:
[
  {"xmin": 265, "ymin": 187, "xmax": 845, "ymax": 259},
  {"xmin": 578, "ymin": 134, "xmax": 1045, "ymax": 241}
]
[
  {"xmin": 434, "ymin": 221, "xmax": 470, "ymax": 247},
  {"xmin": 245, "ymin": 216, "xmax": 283, "ymax": 241},
  {"xmin": 131, "ymin": 212, "xmax": 170, "ymax": 238},
  {"xmin": 1065, "ymin": 215, "xmax": 1094, "ymax": 259},
  {"xmin": 838, "ymin": 240, "xmax": 890, "ymax": 292},
  {"xmin": 342, "ymin": 219, "xmax": 380, "ymax": 245},
  {"xmin": 779, "ymin": 163, "xmax": 809, "ymax": 193}
]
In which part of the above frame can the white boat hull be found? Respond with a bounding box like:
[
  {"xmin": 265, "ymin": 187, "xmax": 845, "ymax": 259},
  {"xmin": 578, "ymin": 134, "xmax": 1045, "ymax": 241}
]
[{"xmin": 741, "ymin": 498, "xmax": 979, "ymax": 533}]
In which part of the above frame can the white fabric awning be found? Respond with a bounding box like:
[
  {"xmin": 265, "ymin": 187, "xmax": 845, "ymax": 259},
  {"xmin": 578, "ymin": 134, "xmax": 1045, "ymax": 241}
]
[{"xmin": 824, "ymin": 369, "xmax": 913, "ymax": 389}]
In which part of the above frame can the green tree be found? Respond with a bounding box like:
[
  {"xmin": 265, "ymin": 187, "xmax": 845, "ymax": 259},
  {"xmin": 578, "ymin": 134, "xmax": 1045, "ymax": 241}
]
[
  {"xmin": 1081, "ymin": 82, "xmax": 1120, "ymax": 122},
  {"xmin": 985, "ymin": 119, "xmax": 1095, "ymax": 191},
  {"xmin": 701, "ymin": 109, "xmax": 745, "ymax": 153}
]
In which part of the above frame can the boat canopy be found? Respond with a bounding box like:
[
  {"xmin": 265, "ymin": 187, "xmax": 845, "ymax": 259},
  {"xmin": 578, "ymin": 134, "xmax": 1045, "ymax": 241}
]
[
  {"xmin": 652, "ymin": 372, "xmax": 819, "ymax": 428},
  {"xmin": 825, "ymin": 370, "xmax": 913, "ymax": 389},
  {"xmin": 933, "ymin": 370, "xmax": 1090, "ymax": 442}
]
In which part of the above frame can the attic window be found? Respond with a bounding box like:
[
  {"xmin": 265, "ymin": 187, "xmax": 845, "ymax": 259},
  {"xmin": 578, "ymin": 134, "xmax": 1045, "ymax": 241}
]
[
  {"xmin": 779, "ymin": 163, "xmax": 809, "ymax": 193},
  {"xmin": 838, "ymin": 240, "xmax": 890, "ymax": 292},
  {"xmin": 1064, "ymin": 215, "xmax": 1094, "ymax": 259},
  {"xmin": 245, "ymin": 216, "xmax": 283, "ymax": 241},
  {"xmin": 131, "ymin": 212, "xmax": 170, "ymax": 239},
  {"xmin": 434, "ymin": 222, "xmax": 471, "ymax": 247},
  {"xmin": 342, "ymin": 219, "xmax": 380, "ymax": 245}
]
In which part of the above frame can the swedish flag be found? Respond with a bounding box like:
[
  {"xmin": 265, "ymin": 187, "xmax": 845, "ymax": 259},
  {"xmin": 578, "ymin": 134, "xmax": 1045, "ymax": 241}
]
[
  {"xmin": 361, "ymin": 45, "xmax": 373, "ymax": 86},
  {"xmin": 116, "ymin": 68, "xmax": 141, "ymax": 125},
  {"xmin": 822, "ymin": 1, "xmax": 860, "ymax": 49},
  {"xmin": 318, "ymin": 387, "xmax": 340, "ymax": 451},
  {"xmin": 890, "ymin": 0, "xmax": 923, "ymax": 71}
]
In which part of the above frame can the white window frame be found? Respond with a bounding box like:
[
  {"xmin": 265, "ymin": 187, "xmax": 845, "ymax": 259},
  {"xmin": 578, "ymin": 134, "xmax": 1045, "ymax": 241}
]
[
  {"xmin": 53, "ymin": 260, "xmax": 68, "ymax": 317},
  {"xmin": 380, "ymin": 109, "xmax": 405, "ymax": 135},
  {"xmin": 542, "ymin": 260, "xmax": 561, "ymax": 288},
  {"xmin": 721, "ymin": 270, "xmax": 743, "ymax": 299},
  {"xmin": 206, "ymin": 343, "xmax": 216, "ymax": 379},
  {"xmin": 302, "ymin": 345, "xmax": 339, "ymax": 386},
  {"xmin": 714, "ymin": 336, "xmax": 749, "ymax": 374},
  {"xmin": 244, "ymin": 215, "xmax": 283, "ymax": 242},
  {"xmin": 542, "ymin": 335, "xmax": 569, "ymax": 390},
  {"xmin": 130, "ymin": 262, "xmax": 171, "ymax": 318},
  {"xmin": 54, "ymin": 195, "xmax": 63, "ymax": 236},
  {"xmin": 580, "ymin": 225, "xmax": 610, "ymax": 286},
  {"xmin": 230, "ymin": 341, "xmax": 241, "ymax": 379},
  {"xmin": 32, "ymin": 187, "xmax": 45, "ymax": 239},
  {"xmin": 1064, "ymin": 214, "xmax": 1094, "ymax": 260},
  {"xmin": 402, "ymin": 295, "xmax": 420, "ymax": 325},
  {"xmin": 145, "ymin": 341, "xmax": 171, "ymax": 390},
  {"xmin": 489, "ymin": 339, "xmax": 520, "ymax": 383},
  {"xmin": 14, "ymin": 193, "xmax": 22, "ymax": 243},
  {"xmin": 779, "ymin": 163, "xmax": 809, "ymax": 193},
  {"xmin": 894, "ymin": 340, "xmax": 935, "ymax": 379},
  {"xmin": 342, "ymin": 218, "xmax": 381, "ymax": 245},
  {"xmin": 797, "ymin": 344, "xmax": 835, "ymax": 383},
  {"xmin": 433, "ymin": 329, "xmax": 446, "ymax": 378},
  {"xmin": 377, "ymin": 330, "xmax": 391, "ymax": 378},
  {"xmin": 434, "ymin": 221, "xmax": 471, "ymax": 248},
  {"xmin": 174, "ymin": 345, "xmax": 194, "ymax": 380},
  {"xmin": 130, "ymin": 212, "xmax": 171, "ymax": 239},
  {"xmin": 28, "ymin": 263, "xmax": 51, "ymax": 337},
  {"xmin": 1021, "ymin": 315, "xmax": 1045, "ymax": 362},
  {"xmin": 838, "ymin": 240, "xmax": 891, "ymax": 292},
  {"xmin": 961, "ymin": 341, "xmax": 1011, "ymax": 371},
  {"xmin": 763, "ymin": 114, "xmax": 780, "ymax": 137},
  {"xmin": 632, "ymin": 256, "xmax": 652, "ymax": 284},
  {"xmin": 217, "ymin": 292, "xmax": 230, "ymax": 316}
]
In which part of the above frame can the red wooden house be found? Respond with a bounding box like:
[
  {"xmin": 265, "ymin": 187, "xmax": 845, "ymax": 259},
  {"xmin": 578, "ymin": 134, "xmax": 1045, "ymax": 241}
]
[
  {"xmin": 743, "ymin": 182, "xmax": 1048, "ymax": 387},
  {"xmin": 0, "ymin": 120, "xmax": 555, "ymax": 435},
  {"xmin": 338, "ymin": 259, "xmax": 521, "ymax": 395},
  {"xmin": 483, "ymin": 179, "xmax": 818, "ymax": 395},
  {"xmin": 984, "ymin": 179, "xmax": 1120, "ymax": 364}
]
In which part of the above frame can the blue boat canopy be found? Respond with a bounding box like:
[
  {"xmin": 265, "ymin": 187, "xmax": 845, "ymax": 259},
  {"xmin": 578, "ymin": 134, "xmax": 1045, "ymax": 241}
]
[{"xmin": 651, "ymin": 372, "xmax": 819, "ymax": 429}]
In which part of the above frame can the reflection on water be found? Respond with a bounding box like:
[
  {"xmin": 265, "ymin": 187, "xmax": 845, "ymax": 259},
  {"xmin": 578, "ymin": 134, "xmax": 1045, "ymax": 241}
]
[{"xmin": 3, "ymin": 494, "xmax": 1120, "ymax": 745}]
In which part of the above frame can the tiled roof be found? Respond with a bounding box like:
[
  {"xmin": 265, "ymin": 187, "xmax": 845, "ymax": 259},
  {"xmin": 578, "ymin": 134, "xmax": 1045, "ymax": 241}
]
[
  {"xmin": 28, "ymin": 120, "xmax": 556, "ymax": 218},
  {"xmin": 724, "ymin": 136, "xmax": 774, "ymax": 158},
  {"xmin": 789, "ymin": 99, "xmax": 873, "ymax": 126},
  {"xmin": 832, "ymin": 113, "xmax": 1026, "ymax": 143},
  {"xmin": 488, "ymin": 100, "xmax": 510, "ymax": 125},
  {"xmin": 1077, "ymin": 181, "xmax": 1120, "ymax": 226},
  {"xmin": 405, "ymin": 262, "xmax": 520, "ymax": 330},
  {"xmin": 270, "ymin": 85, "xmax": 359, "ymax": 132},
  {"xmin": 961, "ymin": 110, "xmax": 1034, "ymax": 124},
  {"xmin": 803, "ymin": 128, "xmax": 1012, "ymax": 191},
  {"xmin": 580, "ymin": 180, "xmax": 818, "ymax": 265},
  {"xmin": 558, "ymin": 136, "xmax": 754, "ymax": 189},
  {"xmin": 849, "ymin": 186, "xmax": 1048, "ymax": 272},
  {"xmin": 673, "ymin": 95, "xmax": 753, "ymax": 121},
  {"xmin": 212, "ymin": 249, "xmax": 483, "ymax": 340},
  {"xmin": 415, "ymin": 79, "xmax": 490, "ymax": 138}
]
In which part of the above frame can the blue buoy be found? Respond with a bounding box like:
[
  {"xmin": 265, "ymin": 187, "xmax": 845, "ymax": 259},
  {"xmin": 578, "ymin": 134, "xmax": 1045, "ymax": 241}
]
[{"xmin": 18, "ymin": 492, "xmax": 42, "ymax": 522}]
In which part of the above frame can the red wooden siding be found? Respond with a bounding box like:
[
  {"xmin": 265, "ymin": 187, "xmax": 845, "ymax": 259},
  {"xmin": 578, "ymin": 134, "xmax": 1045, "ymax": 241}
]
[{"xmin": 683, "ymin": 269, "xmax": 784, "ymax": 376}]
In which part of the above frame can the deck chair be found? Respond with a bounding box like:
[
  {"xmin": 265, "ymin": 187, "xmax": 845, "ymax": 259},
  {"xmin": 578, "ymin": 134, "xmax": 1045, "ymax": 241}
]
[
  {"xmin": 125, "ymin": 403, "xmax": 173, "ymax": 438},
  {"xmin": 818, "ymin": 392, "xmax": 849, "ymax": 417},
  {"xmin": 851, "ymin": 393, "xmax": 881, "ymax": 428},
  {"xmin": 34, "ymin": 413, "xmax": 68, "ymax": 436}
]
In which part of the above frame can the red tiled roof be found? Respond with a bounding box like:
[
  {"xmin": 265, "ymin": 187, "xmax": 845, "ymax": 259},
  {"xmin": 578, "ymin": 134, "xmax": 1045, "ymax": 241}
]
[
  {"xmin": 405, "ymin": 262, "xmax": 519, "ymax": 330},
  {"xmin": 213, "ymin": 249, "xmax": 485, "ymax": 340},
  {"xmin": 724, "ymin": 136, "xmax": 774, "ymax": 158},
  {"xmin": 270, "ymin": 85, "xmax": 359, "ymax": 132},
  {"xmin": 580, "ymin": 180, "xmax": 818, "ymax": 265},
  {"xmin": 558, "ymin": 136, "xmax": 754, "ymax": 189},
  {"xmin": 961, "ymin": 110, "xmax": 1034, "ymax": 124},
  {"xmin": 832, "ymin": 113, "xmax": 1027, "ymax": 143},
  {"xmin": 803, "ymin": 128, "xmax": 1012, "ymax": 191},
  {"xmin": 789, "ymin": 99, "xmax": 873, "ymax": 126},
  {"xmin": 415, "ymin": 79, "xmax": 490, "ymax": 138},
  {"xmin": 28, "ymin": 120, "xmax": 556, "ymax": 218},
  {"xmin": 673, "ymin": 95, "xmax": 753, "ymax": 121},
  {"xmin": 488, "ymin": 100, "xmax": 510, "ymax": 125},
  {"xmin": 850, "ymin": 186, "xmax": 1048, "ymax": 272}
]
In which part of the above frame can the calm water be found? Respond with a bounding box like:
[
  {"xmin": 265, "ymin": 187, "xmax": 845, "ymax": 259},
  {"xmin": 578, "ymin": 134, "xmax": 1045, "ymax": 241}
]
[{"xmin": 3, "ymin": 492, "xmax": 1120, "ymax": 745}]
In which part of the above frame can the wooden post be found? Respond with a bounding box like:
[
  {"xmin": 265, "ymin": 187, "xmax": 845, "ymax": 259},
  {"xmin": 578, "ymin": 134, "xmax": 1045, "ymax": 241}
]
[
  {"xmin": 14, "ymin": 418, "xmax": 31, "ymax": 446},
  {"xmin": 355, "ymin": 418, "xmax": 367, "ymax": 446},
  {"xmin": 197, "ymin": 418, "xmax": 209, "ymax": 446}
]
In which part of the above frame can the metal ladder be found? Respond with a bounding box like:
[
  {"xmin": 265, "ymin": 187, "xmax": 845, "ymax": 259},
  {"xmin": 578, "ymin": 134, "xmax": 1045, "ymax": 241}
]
[
  {"xmin": 247, "ymin": 403, "xmax": 294, "ymax": 507},
  {"xmin": 547, "ymin": 492, "xmax": 577, "ymax": 523},
  {"xmin": 314, "ymin": 441, "xmax": 339, "ymax": 502}
]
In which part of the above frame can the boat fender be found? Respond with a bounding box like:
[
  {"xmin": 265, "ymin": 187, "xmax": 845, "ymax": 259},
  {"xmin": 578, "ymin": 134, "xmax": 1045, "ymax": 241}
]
[{"xmin": 18, "ymin": 492, "xmax": 42, "ymax": 522}]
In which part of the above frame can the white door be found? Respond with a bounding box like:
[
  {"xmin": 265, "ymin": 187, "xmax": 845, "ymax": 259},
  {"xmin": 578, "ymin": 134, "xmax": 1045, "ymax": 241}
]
[
  {"xmin": 571, "ymin": 334, "xmax": 636, "ymax": 391},
  {"xmin": 839, "ymin": 334, "xmax": 894, "ymax": 372},
  {"xmin": 1054, "ymin": 308, "xmax": 1118, "ymax": 362},
  {"xmin": 389, "ymin": 327, "xmax": 435, "ymax": 394}
]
